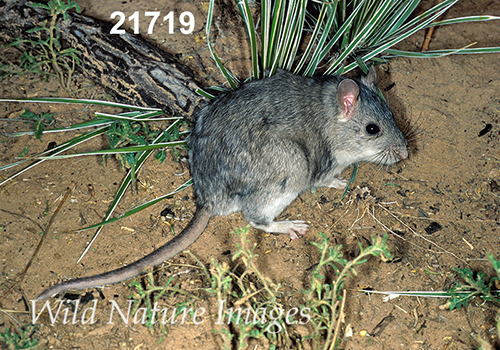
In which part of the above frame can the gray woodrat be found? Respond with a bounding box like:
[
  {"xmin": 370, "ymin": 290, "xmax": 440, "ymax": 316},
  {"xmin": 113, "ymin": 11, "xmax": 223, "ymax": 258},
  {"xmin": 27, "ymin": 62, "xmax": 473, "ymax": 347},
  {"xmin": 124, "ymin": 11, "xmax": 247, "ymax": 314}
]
[{"xmin": 38, "ymin": 68, "xmax": 408, "ymax": 300}]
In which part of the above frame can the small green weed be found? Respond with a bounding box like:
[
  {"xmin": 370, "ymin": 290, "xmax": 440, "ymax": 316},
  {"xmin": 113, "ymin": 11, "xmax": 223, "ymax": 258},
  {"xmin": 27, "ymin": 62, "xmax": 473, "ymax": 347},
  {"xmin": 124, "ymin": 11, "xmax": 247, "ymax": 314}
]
[
  {"xmin": 441, "ymin": 255, "xmax": 500, "ymax": 350},
  {"xmin": 42, "ymin": 200, "xmax": 50, "ymax": 217},
  {"xmin": 2, "ymin": 0, "xmax": 81, "ymax": 93},
  {"xmin": 444, "ymin": 254, "xmax": 500, "ymax": 311},
  {"xmin": 446, "ymin": 268, "xmax": 499, "ymax": 311},
  {"xmin": 206, "ymin": 226, "xmax": 288, "ymax": 350},
  {"xmin": 105, "ymin": 119, "xmax": 188, "ymax": 169},
  {"xmin": 19, "ymin": 110, "xmax": 55, "ymax": 141},
  {"xmin": 105, "ymin": 120, "xmax": 160, "ymax": 170},
  {"xmin": 17, "ymin": 146, "xmax": 29, "ymax": 158},
  {"xmin": 301, "ymin": 233, "xmax": 391, "ymax": 349},
  {"xmin": 103, "ymin": 119, "xmax": 187, "ymax": 191},
  {"xmin": 127, "ymin": 269, "xmax": 200, "ymax": 341},
  {"xmin": 0, "ymin": 324, "xmax": 39, "ymax": 350},
  {"xmin": 204, "ymin": 228, "xmax": 391, "ymax": 350}
]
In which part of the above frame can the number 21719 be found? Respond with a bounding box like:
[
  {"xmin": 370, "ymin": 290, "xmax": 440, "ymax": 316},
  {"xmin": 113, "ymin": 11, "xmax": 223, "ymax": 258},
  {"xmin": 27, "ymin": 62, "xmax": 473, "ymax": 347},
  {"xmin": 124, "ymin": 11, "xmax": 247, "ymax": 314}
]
[{"xmin": 110, "ymin": 11, "xmax": 195, "ymax": 35}]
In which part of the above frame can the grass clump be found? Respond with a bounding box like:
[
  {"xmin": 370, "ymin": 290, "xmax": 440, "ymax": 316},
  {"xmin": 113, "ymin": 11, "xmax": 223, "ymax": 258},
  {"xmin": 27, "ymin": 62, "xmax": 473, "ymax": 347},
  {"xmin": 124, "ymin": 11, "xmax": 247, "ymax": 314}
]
[{"xmin": 206, "ymin": 0, "xmax": 500, "ymax": 88}]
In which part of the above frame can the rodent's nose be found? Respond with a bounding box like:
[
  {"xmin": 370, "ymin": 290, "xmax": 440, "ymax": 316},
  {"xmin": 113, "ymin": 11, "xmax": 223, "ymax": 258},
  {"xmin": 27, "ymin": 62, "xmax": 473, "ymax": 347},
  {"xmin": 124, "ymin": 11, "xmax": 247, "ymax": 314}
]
[
  {"xmin": 398, "ymin": 149, "xmax": 408, "ymax": 160},
  {"xmin": 390, "ymin": 145, "xmax": 408, "ymax": 160}
]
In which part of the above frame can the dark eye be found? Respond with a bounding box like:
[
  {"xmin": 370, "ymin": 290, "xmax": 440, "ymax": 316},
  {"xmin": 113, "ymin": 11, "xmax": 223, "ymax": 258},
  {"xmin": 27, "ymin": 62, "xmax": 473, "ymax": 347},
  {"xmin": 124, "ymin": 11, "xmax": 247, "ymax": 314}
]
[{"xmin": 366, "ymin": 123, "xmax": 380, "ymax": 135}]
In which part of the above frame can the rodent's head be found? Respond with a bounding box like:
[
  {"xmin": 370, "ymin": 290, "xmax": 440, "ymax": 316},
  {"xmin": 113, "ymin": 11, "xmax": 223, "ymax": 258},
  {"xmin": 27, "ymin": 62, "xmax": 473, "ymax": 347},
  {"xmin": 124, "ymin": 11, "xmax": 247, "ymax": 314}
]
[{"xmin": 334, "ymin": 68, "xmax": 408, "ymax": 166}]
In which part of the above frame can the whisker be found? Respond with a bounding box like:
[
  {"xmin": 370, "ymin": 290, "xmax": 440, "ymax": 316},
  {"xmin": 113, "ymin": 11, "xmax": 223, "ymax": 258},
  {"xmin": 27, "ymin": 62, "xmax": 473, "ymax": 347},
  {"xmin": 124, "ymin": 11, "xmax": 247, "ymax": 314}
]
[{"xmin": 401, "ymin": 112, "xmax": 426, "ymax": 157}]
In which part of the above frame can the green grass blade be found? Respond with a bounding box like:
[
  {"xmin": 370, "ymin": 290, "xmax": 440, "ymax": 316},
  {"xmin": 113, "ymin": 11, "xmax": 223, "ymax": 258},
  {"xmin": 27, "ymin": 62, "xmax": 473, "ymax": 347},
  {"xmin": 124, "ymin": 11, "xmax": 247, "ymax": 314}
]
[
  {"xmin": 0, "ymin": 126, "xmax": 109, "ymax": 186},
  {"xmin": 340, "ymin": 163, "xmax": 357, "ymax": 201},
  {"xmin": 94, "ymin": 112, "xmax": 180, "ymax": 122},
  {"xmin": 6, "ymin": 118, "xmax": 113, "ymax": 136},
  {"xmin": 36, "ymin": 140, "xmax": 187, "ymax": 159},
  {"xmin": 427, "ymin": 15, "xmax": 500, "ymax": 28},
  {"xmin": 206, "ymin": 0, "xmax": 239, "ymax": 89},
  {"xmin": 195, "ymin": 88, "xmax": 215, "ymax": 99},
  {"xmin": 0, "ymin": 159, "xmax": 27, "ymax": 172},
  {"xmin": 383, "ymin": 46, "xmax": 500, "ymax": 58},
  {"xmin": 237, "ymin": 0, "xmax": 259, "ymax": 79},
  {"xmin": 261, "ymin": 0, "xmax": 271, "ymax": 70},
  {"xmin": 0, "ymin": 97, "xmax": 162, "ymax": 111},
  {"xmin": 283, "ymin": 0, "xmax": 307, "ymax": 71},
  {"xmin": 76, "ymin": 119, "xmax": 184, "ymax": 262},
  {"xmin": 4, "ymin": 111, "xmax": 171, "ymax": 137},
  {"xmin": 360, "ymin": 290, "xmax": 479, "ymax": 298},
  {"xmin": 267, "ymin": 0, "xmax": 286, "ymax": 74},
  {"xmin": 269, "ymin": 1, "xmax": 291, "ymax": 71},
  {"xmin": 78, "ymin": 179, "xmax": 193, "ymax": 232}
]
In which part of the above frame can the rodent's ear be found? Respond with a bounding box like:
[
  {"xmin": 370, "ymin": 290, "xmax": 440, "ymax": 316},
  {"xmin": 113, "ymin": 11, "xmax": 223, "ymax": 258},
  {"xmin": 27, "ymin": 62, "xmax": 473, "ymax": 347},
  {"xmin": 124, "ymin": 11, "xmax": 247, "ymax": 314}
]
[
  {"xmin": 274, "ymin": 68, "xmax": 287, "ymax": 76},
  {"xmin": 361, "ymin": 67, "xmax": 378, "ymax": 91},
  {"xmin": 337, "ymin": 79, "xmax": 359, "ymax": 122}
]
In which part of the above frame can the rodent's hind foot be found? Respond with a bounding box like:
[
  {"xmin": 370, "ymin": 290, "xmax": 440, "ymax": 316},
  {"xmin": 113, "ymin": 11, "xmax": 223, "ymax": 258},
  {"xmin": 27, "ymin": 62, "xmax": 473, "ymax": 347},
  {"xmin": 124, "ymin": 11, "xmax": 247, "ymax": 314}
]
[
  {"xmin": 249, "ymin": 220, "xmax": 309, "ymax": 240},
  {"xmin": 330, "ymin": 177, "xmax": 348, "ymax": 189}
]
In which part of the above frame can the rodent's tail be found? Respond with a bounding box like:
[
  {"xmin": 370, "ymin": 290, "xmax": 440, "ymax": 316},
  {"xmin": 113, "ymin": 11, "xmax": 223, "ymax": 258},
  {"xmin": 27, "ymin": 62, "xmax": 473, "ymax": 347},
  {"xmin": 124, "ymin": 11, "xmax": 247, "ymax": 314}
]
[{"xmin": 37, "ymin": 208, "xmax": 211, "ymax": 300}]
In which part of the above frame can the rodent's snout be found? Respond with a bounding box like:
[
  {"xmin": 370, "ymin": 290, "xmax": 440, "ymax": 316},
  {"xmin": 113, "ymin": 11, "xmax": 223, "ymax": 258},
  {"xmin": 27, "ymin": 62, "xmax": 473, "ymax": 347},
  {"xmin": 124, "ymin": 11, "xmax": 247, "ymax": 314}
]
[{"xmin": 390, "ymin": 144, "xmax": 408, "ymax": 161}]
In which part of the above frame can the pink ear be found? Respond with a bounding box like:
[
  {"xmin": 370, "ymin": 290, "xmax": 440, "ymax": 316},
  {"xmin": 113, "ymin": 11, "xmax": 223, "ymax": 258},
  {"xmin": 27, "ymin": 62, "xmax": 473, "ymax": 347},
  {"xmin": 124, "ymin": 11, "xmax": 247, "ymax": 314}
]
[{"xmin": 337, "ymin": 79, "xmax": 359, "ymax": 121}]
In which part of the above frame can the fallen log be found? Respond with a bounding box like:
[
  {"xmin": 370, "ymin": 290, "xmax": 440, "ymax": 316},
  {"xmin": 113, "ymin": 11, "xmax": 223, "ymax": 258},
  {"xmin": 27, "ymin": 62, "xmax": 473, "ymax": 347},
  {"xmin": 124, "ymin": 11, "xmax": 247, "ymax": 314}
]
[{"xmin": 0, "ymin": 0, "xmax": 209, "ymax": 120}]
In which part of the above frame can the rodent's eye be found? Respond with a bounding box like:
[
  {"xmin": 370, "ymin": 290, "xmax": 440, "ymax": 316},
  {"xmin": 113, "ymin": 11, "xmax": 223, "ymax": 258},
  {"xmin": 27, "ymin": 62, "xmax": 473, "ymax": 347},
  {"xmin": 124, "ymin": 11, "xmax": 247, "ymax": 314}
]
[{"xmin": 366, "ymin": 123, "xmax": 381, "ymax": 135}]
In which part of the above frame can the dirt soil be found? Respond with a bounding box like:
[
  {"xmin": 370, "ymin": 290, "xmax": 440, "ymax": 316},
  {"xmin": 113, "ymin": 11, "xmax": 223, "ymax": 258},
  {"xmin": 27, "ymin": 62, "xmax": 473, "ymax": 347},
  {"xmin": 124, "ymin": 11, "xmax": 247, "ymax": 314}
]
[{"xmin": 1, "ymin": 0, "xmax": 500, "ymax": 349}]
